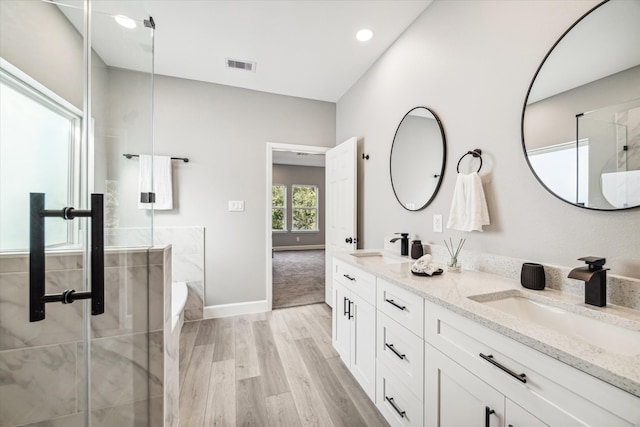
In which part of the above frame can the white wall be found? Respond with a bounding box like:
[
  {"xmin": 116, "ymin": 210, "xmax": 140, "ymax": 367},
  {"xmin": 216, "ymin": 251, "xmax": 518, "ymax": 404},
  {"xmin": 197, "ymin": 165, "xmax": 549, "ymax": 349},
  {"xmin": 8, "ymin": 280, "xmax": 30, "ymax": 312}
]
[
  {"xmin": 337, "ymin": 0, "xmax": 640, "ymax": 279},
  {"xmin": 151, "ymin": 76, "xmax": 336, "ymax": 305}
]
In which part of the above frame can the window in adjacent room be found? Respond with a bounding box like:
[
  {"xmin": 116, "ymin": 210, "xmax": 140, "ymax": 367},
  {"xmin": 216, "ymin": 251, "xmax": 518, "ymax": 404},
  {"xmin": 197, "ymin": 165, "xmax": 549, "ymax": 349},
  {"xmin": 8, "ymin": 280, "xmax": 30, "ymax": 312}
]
[
  {"xmin": 272, "ymin": 184, "xmax": 287, "ymax": 231},
  {"xmin": 292, "ymin": 185, "xmax": 318, "ymax": 231}
]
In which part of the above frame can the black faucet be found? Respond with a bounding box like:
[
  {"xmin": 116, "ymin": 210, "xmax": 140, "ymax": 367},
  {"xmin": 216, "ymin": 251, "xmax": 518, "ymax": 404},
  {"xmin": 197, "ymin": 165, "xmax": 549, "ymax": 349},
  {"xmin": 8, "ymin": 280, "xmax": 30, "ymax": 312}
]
[
  {"xmin": 568, "ymin": 256, "xmax": 609, "ymax": 307},
  {"xmin": 390, "ymin": 233, "xmax": 409, "ymax": 256}
]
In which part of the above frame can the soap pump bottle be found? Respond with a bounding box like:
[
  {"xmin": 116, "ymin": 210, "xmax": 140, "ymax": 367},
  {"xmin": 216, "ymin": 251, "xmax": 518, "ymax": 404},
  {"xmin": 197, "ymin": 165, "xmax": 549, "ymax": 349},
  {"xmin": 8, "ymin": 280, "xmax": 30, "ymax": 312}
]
[{"xmin": 411, "ymin": 240, "xmax": 424, "ymax": 259}]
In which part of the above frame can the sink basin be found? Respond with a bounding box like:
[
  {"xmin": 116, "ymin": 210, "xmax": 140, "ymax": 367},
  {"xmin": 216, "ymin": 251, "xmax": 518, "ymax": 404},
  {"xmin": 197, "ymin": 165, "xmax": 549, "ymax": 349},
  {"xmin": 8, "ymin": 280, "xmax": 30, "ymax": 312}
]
[
  {"xmin": 349, "ymin": 251, "xmax": 409, "ymax": 265},
  {"xmin": 471, "ymin": 293, "xmax": 640, "ymax": 356}
]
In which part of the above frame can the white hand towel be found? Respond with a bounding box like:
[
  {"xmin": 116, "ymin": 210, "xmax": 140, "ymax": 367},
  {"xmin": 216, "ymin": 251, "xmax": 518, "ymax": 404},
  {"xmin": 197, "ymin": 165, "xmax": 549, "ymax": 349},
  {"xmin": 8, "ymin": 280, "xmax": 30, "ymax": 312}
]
[
  {"xmin": 446, "ymin": 172, "xmax": 490, "ymax": 232},
  {"xmin": 138, "ymin": 155, "xmax": 173, "ymax": 210}
]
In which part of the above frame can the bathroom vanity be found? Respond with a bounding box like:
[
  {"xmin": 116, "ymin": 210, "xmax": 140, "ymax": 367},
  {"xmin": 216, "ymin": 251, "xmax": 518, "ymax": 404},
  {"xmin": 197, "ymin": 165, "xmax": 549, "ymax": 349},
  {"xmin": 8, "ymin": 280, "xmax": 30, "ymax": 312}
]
[{"xmin": 331, "ymin": 251, "xmax": 640, "ymax": 427}]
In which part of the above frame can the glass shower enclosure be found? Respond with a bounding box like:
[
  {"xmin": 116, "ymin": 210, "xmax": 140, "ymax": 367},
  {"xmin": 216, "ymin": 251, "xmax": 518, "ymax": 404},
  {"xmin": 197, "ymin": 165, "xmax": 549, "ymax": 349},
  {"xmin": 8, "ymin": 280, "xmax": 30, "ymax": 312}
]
[
  {"xmin": 0, "ymin": 1, "xmax": 160, "ymax": 425},
  {"xmin": 576, "ymin": 98, "xmax": 640, "ymax": 209}
]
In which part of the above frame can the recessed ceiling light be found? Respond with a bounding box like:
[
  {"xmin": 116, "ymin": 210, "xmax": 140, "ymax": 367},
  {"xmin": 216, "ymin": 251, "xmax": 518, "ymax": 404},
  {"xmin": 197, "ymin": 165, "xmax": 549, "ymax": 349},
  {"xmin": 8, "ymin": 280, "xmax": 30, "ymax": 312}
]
[
  {"xmin": 356, "ymin": 29, "xmax": 373, "ymax": 42},
  {"xmin": 114, "ymin": 15, "xmax": 136, "ymax": 29}
]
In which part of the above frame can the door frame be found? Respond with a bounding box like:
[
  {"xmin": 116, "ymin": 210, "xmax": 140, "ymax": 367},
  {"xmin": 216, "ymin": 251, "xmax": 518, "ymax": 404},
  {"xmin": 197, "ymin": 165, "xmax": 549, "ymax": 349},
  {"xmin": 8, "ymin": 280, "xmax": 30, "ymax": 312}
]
[{"xmin": 266, "ymin": 142, "xmax": 330, "ymax": 311}]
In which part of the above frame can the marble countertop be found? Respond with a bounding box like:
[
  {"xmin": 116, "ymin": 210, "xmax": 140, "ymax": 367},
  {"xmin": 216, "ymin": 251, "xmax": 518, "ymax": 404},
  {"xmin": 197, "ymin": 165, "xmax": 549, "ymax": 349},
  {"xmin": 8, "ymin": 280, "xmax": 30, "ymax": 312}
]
[{"xmin": 334, "ymin": 250, "xmax": 640, "ymax": 398}]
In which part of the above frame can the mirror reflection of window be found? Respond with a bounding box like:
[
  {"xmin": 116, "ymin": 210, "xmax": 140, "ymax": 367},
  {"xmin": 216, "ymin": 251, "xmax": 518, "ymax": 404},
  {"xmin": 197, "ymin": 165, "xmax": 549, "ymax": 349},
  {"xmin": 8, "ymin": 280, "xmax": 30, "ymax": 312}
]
[
  {"xmin": 527, "ymin": 140, "xmax": 589, "ymax": 205},
  {"xmin": 0, "ymin": 61, "xmax": 82, "ymax": 251}
]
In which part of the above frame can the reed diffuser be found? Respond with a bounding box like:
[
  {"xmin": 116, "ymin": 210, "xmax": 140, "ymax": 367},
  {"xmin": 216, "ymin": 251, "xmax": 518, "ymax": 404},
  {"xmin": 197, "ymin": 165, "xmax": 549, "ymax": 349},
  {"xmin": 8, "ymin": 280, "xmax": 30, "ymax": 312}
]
[{"xmin": 444, "ymin": 238, "xmax": 465, "ymax": 273}]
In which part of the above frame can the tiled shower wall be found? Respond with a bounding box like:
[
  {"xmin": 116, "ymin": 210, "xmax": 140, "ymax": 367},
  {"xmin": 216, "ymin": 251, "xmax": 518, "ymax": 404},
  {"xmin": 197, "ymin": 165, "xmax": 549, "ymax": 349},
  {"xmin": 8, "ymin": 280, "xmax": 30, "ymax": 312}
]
[
  {"xmin": 0, "ymin": 247, "xmax": 174, "ymax": 427},
  {"xmin": 106, "ymin": 226, "xmax": 205, "ymax": 321}
]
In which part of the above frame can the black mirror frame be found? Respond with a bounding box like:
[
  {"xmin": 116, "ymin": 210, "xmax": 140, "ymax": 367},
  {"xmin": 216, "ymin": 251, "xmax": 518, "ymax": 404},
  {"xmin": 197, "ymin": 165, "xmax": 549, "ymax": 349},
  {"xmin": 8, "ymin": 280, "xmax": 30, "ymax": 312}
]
[
  {"xmin": 521, "ymin": 0, "xmax": 638, "ymax": 211},
  {"xmin": 390, "ymin": 106, "xmax": 447, "ymax": 211}
]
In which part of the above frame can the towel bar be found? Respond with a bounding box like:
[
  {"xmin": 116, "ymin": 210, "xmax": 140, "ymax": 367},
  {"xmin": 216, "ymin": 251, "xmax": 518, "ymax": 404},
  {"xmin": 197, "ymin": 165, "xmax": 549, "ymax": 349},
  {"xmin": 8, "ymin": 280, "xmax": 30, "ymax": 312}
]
[
  {"xmin": 123, "ymin": 153, "xmax": 189, "ymax": 163},
  {"xmin": 456, "ymin": 149, "xmax": 482, "ymax": 173}
]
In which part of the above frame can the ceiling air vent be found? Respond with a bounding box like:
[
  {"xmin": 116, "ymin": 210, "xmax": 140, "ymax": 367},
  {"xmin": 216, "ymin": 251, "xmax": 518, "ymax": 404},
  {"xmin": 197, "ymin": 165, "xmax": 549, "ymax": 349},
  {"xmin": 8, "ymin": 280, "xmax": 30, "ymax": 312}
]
[{"xmin": 226, "ymin": 58, "xmax": 256, "ymax": 72}]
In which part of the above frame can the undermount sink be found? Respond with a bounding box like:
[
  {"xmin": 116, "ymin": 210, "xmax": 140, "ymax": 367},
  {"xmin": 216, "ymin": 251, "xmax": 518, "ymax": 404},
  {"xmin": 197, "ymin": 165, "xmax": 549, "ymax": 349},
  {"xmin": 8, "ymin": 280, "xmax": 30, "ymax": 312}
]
[
  {"xmin": 470, "ymin": 292, "xmax": 640, "ymax": 356},
  {"xmin": 349, "ymin": 251, "xmax": 409, "ymax": 265}
]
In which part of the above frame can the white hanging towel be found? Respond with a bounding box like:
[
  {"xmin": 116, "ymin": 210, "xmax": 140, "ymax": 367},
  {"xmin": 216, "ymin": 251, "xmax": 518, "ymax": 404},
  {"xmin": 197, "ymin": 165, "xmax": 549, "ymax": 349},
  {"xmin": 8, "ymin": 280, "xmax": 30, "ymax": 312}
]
[
  {"xmin": 138, "ymin": 155, "xmax": 173, "ymax": 210},
  {"xmin": 447, "ymin": 172, "xmax": 490, "ymax": 232}
]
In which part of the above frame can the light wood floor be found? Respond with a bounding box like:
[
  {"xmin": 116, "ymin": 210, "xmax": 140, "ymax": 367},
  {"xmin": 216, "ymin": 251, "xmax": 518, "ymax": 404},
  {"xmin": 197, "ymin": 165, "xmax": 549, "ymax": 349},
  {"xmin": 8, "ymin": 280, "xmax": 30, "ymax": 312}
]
[{"xmin": 178, "ymin": 303, "xmax": 389, "ymax": 427}]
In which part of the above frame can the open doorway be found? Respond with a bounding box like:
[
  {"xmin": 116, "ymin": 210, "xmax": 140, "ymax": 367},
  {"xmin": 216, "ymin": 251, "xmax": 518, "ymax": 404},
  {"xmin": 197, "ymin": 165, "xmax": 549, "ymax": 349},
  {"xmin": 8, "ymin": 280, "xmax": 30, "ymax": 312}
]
[{"xmin": 266, "ymin": 143, "xmax": 329, "ymax": 310}]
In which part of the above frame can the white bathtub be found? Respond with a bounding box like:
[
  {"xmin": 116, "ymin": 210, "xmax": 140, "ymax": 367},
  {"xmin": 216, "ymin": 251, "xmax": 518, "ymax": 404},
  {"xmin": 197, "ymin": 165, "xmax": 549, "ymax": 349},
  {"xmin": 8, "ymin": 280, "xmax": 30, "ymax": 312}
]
[{"xmin": 172, "ymin": 282, "xmax": 188, "ymax": 332}]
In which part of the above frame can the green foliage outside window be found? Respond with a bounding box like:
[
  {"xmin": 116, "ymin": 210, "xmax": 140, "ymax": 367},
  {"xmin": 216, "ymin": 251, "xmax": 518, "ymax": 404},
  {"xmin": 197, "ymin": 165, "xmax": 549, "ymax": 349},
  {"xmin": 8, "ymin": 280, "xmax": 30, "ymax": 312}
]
[
  {"xmin": 292, "ymin": 185, "xmax": 318, "ymax": 230},
  {"xmin": 272, "ymin": 185, "xmax": 286, "ymax": 230}
]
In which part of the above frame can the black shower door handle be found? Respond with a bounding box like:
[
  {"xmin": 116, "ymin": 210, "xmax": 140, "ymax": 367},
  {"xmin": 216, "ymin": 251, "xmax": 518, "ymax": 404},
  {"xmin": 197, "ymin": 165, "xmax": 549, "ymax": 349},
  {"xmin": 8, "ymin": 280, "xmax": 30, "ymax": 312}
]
[{"xmin": 29, "ymin": 193, "xmax": 104, "ymax": 322}]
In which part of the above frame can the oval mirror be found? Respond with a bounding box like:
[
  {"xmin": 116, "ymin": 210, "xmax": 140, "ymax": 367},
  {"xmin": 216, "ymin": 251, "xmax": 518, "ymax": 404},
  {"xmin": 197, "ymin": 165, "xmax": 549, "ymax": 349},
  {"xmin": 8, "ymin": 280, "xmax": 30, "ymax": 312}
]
[
  {"xmin": 390, "ymin": 106, "xmax": 446, "ymax": 211},
  {"xmin": 522, "ymin": 0, "xmax": 640, "ymax": 210}
]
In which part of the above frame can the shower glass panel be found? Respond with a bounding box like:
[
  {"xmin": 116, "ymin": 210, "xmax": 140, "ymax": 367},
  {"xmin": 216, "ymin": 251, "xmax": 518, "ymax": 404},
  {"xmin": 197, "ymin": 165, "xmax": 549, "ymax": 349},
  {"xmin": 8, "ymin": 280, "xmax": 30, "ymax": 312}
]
[
  {"xmin": 0, "ymin": 1, "xmax": 156, "ymax": 426},
  {"xmin": 577, "ymin": 98, "xmax": 640, "ymax": 209}
]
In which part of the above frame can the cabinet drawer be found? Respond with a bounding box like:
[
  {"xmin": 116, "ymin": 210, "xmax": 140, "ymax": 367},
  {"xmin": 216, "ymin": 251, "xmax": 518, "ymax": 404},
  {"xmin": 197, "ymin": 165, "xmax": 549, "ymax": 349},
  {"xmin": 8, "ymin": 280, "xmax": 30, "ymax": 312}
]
[
  {"xmin": 377, "ymin": 362, "xmax": 424, "ymax": 427},
  {"xmin": 377, "ymin": 312, "xmax": 423, "ymax": 400},
  {"xmin": 334, "ymin": 259, "xmax": 376, "ymax": 304},
  {"xmin": 425, "ymin": 300, "xmax": 639, "ymax": 426},
  {"xmin": 377, "ymin": 279, "xmax": 424, "ymax": 338}
]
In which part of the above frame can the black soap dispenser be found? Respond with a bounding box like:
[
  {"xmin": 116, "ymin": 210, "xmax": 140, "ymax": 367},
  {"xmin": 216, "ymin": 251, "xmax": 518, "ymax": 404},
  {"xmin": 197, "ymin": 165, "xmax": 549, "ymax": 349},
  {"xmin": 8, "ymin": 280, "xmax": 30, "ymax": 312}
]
[{"xmin": 411, "ymin": 240, "xmax": 424, "ymax": 259}]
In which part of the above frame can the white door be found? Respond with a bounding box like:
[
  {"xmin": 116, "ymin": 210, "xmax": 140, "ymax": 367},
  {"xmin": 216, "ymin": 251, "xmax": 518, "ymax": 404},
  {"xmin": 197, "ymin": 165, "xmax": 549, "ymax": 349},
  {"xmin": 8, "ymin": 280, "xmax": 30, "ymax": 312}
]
[{"xmin": 325, "ymin": 136, "xmax": 357, "ymax": 305}]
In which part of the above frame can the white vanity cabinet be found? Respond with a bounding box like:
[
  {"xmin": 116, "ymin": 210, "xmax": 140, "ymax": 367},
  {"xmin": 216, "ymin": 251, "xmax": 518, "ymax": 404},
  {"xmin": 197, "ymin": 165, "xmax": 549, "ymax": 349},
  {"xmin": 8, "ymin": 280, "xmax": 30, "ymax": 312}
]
[
  {"xmin": 376, "ymin": 279, "xmax": 425, "ymax": 427},
  {"xmin": 331, "ymin": 259, "xmax": 377, "ymax": 400},
  {"xmin": 331, "ymin": 254, "xmax": 640, "ymax": 427},
  {"xmin": 424, "ymin": 300, "xmax": 640, "ymax": 427}
]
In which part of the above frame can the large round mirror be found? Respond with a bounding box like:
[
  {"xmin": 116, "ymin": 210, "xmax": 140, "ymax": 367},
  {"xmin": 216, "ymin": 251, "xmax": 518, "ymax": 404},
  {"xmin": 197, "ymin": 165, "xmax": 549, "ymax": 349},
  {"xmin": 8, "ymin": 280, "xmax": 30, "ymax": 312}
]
[
  {"xmin": 522, "ymin": 0, "xmax": 640, "ymax": 210},
  {"xmin": 390, "ymin": 106, "xmax": 446, "ymax": 211}
]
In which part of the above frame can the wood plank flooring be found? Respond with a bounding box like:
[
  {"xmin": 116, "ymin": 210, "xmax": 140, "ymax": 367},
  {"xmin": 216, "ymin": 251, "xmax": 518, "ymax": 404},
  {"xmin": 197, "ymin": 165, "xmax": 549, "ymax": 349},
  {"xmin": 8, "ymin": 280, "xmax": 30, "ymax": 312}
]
[{"xmin": 178, "ymin": 303, "xmax": 389, "ymax": 427}]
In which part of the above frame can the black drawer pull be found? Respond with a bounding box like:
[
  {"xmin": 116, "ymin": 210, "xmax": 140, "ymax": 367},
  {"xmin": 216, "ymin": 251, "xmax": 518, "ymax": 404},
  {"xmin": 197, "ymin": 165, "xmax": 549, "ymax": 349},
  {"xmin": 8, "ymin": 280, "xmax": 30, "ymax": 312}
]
[
  {"xmin": 343, "ymin": 297, "xmax": 349, "ymax": 316},
  {"xmin": 385, "ymin": 298, "xmax": 406, "ymax": 311},
  {"xmin": 385, "ymin": 343, "xmax": 406, "ymax": 360},
  {"xmin": 343, "ymin": 274, "xmax": 356, "ymax": 281},
  {"xmin": 479, "ymin": 353, "xmax": 527, "ymax": 383},
  {"xmin": 385, "ymin": 396, "xmax": 406, "ymax": 418},
  {"xmin": 485, "ymin": 406, "xmax": 495, "ymax": 427},
  {"xmin": 348, "ymin": 300, "xmax": 354, "ymax": 319}
]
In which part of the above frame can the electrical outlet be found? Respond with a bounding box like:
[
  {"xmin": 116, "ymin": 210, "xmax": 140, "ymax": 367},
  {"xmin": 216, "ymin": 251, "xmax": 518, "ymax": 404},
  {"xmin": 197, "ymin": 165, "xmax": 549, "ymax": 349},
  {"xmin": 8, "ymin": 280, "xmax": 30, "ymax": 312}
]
[
  {"xmin": 296, "ymin": 237, "xmax": 300, "ymax": 242},
  {"xmin": 433, "ymin": 214, "xmax": 443, "ymax": 233}
]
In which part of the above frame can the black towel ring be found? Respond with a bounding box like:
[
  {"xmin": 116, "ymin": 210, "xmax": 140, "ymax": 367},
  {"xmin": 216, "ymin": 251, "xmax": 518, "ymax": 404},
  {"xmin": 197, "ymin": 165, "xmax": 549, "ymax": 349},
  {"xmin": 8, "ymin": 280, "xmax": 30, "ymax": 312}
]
[{"xmin": 456, "ymin": 149, "xmax": 482, "ymax": 173}]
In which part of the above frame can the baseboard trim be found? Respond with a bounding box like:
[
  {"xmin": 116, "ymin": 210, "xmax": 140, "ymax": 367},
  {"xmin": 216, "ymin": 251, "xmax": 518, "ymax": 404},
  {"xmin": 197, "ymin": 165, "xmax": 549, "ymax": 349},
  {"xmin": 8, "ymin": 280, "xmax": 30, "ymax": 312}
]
[
  {"xmin": 273, "ymin": 245, "xmax": 325, "ymax": 252},
  {"xmin": 204, "ymin": 300, "xmax": 268, "ymax": 319}
]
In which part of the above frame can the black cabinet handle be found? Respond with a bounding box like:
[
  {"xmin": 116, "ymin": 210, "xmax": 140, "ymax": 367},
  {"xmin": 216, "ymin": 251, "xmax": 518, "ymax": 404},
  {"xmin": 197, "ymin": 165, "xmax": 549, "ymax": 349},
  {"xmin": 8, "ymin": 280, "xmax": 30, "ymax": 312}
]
[
  {"xmin": 385, "ymin": 298, "xmax": 406, "ymax": 311},
  {"xmin": 485, "ymin": 406, "xmax": 495, "ymax": 427},
  {"xmin": 345, "ymin": 237, "xmax": 353, "ymax": 244},
  {"xmin": 29, "ymin": 193, "xmax": 104, "ymax": 322},
  {"xmin": 385, "ymin": 343, "xmax": 406, "ymax": 360},
  {"xmin": 343, "ymin": 296, "xmax": 349, "ymax": 316},
  {"xmin": 479, "ymin": 353, "xmax": 527, "ymax": 383},
  {"xmin": 343, "ymin": 274, "xmax": 356, "ymax": 281},
  {"xmin": 348, "ymin": 300, "xmax": 354, "ymax": 319},
  {"xmin": 385, "ymin": 396, "xmax": 406, "ymax": 418}
]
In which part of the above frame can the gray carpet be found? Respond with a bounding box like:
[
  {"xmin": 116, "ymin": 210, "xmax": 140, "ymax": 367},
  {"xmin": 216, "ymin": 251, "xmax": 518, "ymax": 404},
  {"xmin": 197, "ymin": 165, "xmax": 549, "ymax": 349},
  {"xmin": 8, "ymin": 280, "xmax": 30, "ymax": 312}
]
[{"xmin": 272, "ymin": 249, "xmax": 325, "ymax": 309}]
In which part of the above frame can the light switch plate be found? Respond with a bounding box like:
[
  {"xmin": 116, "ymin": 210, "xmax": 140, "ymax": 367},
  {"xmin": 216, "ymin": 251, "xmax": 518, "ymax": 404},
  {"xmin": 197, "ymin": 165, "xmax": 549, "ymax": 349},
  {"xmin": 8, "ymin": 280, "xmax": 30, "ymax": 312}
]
[
  {"xmin": 433, "ymin": 214, "xmax": 443, "ymax": 232},
  {"xmin": 228, "ymin": 200, "xmax": 245, "ymax": 212}
]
